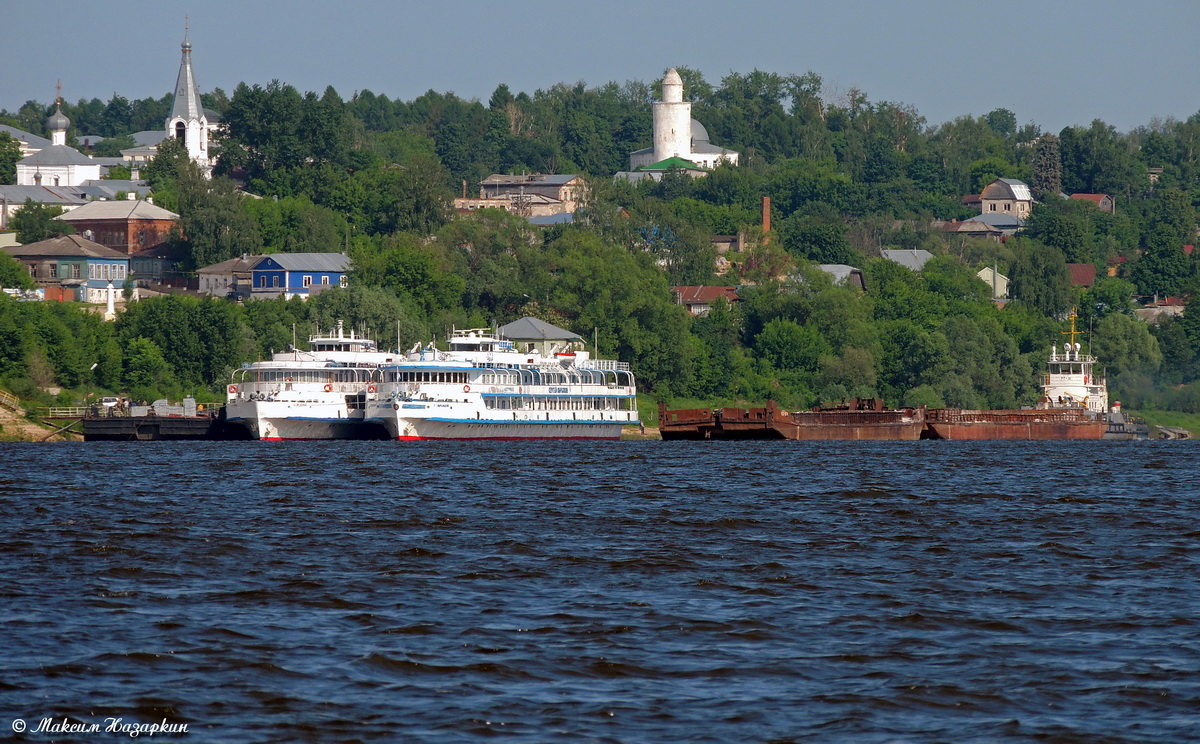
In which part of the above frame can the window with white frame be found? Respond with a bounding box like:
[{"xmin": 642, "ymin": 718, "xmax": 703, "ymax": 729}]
[
  {"xmin": 302, "ymin": 275, "xmax": 312, "ymax": 287},
  {"xmin": 339, "ymin": 275, "xmax": 348, "ymax": 288}
]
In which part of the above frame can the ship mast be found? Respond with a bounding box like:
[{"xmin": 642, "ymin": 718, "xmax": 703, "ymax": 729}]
[{"xmin": 1061, "ymin": 307, "xmax": 1082, "ymax": 350}]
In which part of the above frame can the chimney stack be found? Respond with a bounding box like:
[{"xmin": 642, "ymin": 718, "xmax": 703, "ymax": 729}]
[{"xmin": 762, "ymin": 196, "xmax": 771, "ymax": 244}]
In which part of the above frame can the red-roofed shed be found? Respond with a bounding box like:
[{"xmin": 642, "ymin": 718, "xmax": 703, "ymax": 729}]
[
  {"xmin": 1069, "ymin": 193, "xmax": 1115, "ymax": 213},
  {"xmin": 673, "ymin": 285, "xmax": 740, "ymax": 316},
  {"xmin": 1066, "ymin": 263, "xmax": 1097, "ymax": 287}
]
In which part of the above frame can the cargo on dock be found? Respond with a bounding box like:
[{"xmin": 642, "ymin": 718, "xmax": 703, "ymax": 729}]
[{"xmin": 83, "ymin": 398, "xmax": 234, "ymax": 441}]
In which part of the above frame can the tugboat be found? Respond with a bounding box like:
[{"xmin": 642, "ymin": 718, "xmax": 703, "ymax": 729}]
[{"xmin": 924, "ymin": 309, "xmax": 1110, "ymax": 440}]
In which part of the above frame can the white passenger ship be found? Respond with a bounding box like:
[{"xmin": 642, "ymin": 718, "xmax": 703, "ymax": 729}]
[
  {"xmin": 364, "ymin": 328, "xmax": 639, "ymax": 440},
  {"xmin": 225, "ymin": 322, "xmax": 399, "ymax": 440}
]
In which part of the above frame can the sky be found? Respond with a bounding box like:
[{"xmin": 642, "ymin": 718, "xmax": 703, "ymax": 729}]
[{"xmin": 3, "ymin": 0, "xmax": 1198, "ymax": 134}]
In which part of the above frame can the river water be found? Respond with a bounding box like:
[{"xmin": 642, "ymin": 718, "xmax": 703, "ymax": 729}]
[{"xmin": 1, "ymin": 440, "xmax": 1197, "ymax": 742}]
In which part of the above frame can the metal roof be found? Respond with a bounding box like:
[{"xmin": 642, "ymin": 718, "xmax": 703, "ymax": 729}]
[
  {"xmin": 497, "ymin": 317, "xmax": 582, "ymax": 341},
  {"xmin": 76, "ymin": 180, "xmax": 152, "ymax": 201},
  {"xmin": 57, "ymin": 200, "xmax": 179, "ymax": 221},
  {"xmin": 251, "ymin": 252, "xmax": 350, "ymax": 272},
  {"xmin": 967, "ymin": 213, "xmax": 1024, "ymax": 228},
  {"xmin": 0, "ymin": 125, "xmax": 51, "ymax": 150},
  {"xmin": 130, "ymin": 130, "xmax": 167, "ymax": 147},
  {"xmin": 527, "ymin": 213, "xmax": 574, "ymax": 226},
  {"xmin": 0, "ymin": 185, "xmax": 88, "ymax": 206},
  {"xmin": 18, "ymin": 145, "xmax": 98, "ymax": 166},
  {"xmin": 198, "ymin": 255, "xmax": 257, "ymax": 274},
  {"xmin": 881, "ymin": 249, "xmax": 934, "ymax": 271},
  {"xmin": 170, "ymin": 34, "xmax": 205, "ymax": 123},
  {"xmin": 481, "ymin": 174, "xmax": 582, "ymax": 186},
  {"xmin": 4, "ymin": 234, "xmax": 128, "ymax": 259}
]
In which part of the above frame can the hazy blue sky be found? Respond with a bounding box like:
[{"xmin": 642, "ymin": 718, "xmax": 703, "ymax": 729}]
[{"xmin": 3, "ymin": 0, "xmax": 1198, "ymax": 134}]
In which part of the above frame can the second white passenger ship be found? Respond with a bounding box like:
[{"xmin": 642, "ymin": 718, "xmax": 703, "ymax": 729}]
[{"xmin": 364, "ymin": 328, "xmax": 639, "ymax": 440}]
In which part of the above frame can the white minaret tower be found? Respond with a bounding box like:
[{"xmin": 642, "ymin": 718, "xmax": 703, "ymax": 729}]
[
  {"xmin": 652, "ymin": 68, "xmax": 692, "ymax": 163},
  {"xmin": 165, "ymin": 19, "xmax": 210, "ymax": 169}
]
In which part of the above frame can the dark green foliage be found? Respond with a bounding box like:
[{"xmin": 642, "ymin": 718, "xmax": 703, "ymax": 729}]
[
  {"xmin": 0, "ymin": 132, "xmax": 20, "ymax": 184},
  {"xmin": 11, "ymin": 201, "xmax": 76, "ymax": 244},
  {"xmin": 0, "ymin": 253, "xmax": 35, "ymax": 289},
  {"xmin": 1008, "ymin": 239, "xmax": 1071, "ymax": 317},
  {"xmin": 1030, "ymin": 133, "xmax": 1062, "ymax": 197},
  {"xmin": 116, "ymin": 295, "xmax": 249, "ymax": 387}
]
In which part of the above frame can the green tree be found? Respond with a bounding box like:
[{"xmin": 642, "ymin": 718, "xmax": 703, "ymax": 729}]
[
  {"xmin": 11, "ymin": 200, "xmax": 76, "ymax": 244},
  {"xmin": 1078, "ymin": 276, "xmax": 1135, "ymax": 324},
  {"xmin": 1008, "ymin": 239, "xmax": 1070, "ymax": 317},
  {"xmin": 123, "ymin": 336, "xmax": 176, "ymax": 401},
  {"xmin": 0, "ymin": 252, "xmax": 35, "ymax": 289},
  {"xmin": 1130, "ymin": 224, "xmax": 1194, "ymax": 297},
  {"xmin": 778, "ymin": 213, "xmax": 856, "ymax": 264},
  {"xmin": 1091, "ymin": 312, "xmax": 1161, "ymax": 378},
  {"xmin": 755, "ymin": 317, "xmax": 829, "ymax": 373},
  {"xmin": 1030, "ymin": 133, "xmax": 1062, "ymax": 197},
  {"xmin": 0, "ymin": 132, "xmax": 20, "ymax": 184},
  {"xmin": 1150, "ymin": 317, "xmax": 1195, "ymax": 385}
]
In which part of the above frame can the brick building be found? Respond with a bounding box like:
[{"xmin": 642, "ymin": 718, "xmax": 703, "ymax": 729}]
[{"xmin": 55, "ymin": 199, "xmax": 179, "ymax": 255}]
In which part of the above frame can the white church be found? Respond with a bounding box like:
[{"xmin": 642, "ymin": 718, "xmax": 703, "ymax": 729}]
[
  {"xmin": 626, "ymin": 68, "xmax": 738, "ymax": 173},
  {"xmin": 121, "ymin": 28, "xmax": 219, "ymax": 172},
  {"xmin": 12, "ymin": 28, "xmax": 214, "ymax": 191},
  {"xmin": 13, "ymin": 82, "xmax": 116, "ymax": 189}
]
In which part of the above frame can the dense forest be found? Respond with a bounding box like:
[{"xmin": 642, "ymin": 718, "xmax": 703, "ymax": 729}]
[{"xmin": 2, "ymin": 67, "xmax": 1199, "ymax": 418}]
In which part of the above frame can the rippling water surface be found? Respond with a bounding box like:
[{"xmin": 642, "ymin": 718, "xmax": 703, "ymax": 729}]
[{"xmin": 2, "ymin": 440, "xmax": 1198, "ymax": 742}]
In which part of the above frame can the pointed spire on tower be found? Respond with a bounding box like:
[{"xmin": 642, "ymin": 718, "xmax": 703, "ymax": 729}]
[{"xmin": 170, "ymin": 19, "xmax": 204, "ymax": 123}]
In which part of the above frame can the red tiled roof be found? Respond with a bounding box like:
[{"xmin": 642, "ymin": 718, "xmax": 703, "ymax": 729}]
[
  {"xmin": 1066, "ymin": 263, "xmax": 1097, "ymax": 286},
  {"xmin": 1069, "ymin": 193, "xmax": 1109, "ymax": 205},
  {"xmin": 961, "ymin": 194, "xmax": 981, "ymax": 204},
  {"xmin": 673, "ymin": 286, "xmax": 740, "ymax": 304}
]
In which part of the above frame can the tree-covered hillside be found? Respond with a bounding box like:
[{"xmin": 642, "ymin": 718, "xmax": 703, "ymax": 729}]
[{"xmin": 2, "ymin": 68, "xmax": 1199, "ymax": 415}]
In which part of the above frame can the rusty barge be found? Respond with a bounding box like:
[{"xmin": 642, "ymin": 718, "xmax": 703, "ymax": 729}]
[
  {"xmin": 658, "ymin": 399, "xmax": 926, "ymax": 441},
  {"xmin": 660, "ymin": 310, "xmax": 1129, "ymax": 442}
]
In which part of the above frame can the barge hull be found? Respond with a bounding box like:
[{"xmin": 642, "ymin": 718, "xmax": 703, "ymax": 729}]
[{"xmin": 923, "ymin": 409, "xmax": 1107, "ymax": 440}]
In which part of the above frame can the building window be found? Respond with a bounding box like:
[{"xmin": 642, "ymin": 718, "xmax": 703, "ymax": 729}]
[
  {"xmin": 72, "ymin": 264, "xmax": 81, "ymax": 279},
  {"xmin": 272, "ymin": 276, "xmax": 279, "ymax": 288},
  {"xmin": 175, "ymin": 121, "xmax": 186, "ymax": 140},
  {"xmin": 321, "ymin": 276, "xmax": 330, "ymax": 284},
  {"xmin": 259, "ymin": 276, "xmax": 267, "ymax": 288},
  {"xmin": 28, "ymin": 265, "xmax": 37, "ymax": 278},
  {"xmin": 302, "ymin": 275, "xmax": 312, "ymax": 287},
  {"xmin": 989, "ymin": 203, "xmax": 996, "ymax": 212},
  {"xmin": 339, "ymin": 275, "xmax": 348, "ymax": 288},
  {"xmin": 53, "ymin": 176, "xmax": 60, "ymax": 187},
  {"xmin": 1004, "ymin": 203, "xmax": 1011, "ymax": 211}
]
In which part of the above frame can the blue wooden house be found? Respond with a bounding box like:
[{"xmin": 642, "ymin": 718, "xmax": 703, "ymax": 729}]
[
  {"xmin": 2, "ymin": 234, "xmax": 130, "ymax": 303},
  {"xmin": 249, "ymin": 253, "xmax": 350, "ymax": 300}
]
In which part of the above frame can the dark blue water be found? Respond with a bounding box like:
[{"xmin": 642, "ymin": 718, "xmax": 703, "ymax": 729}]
[{"xmin": 1, "ymin": 440, "xmax": 1197, "ymax": 742}]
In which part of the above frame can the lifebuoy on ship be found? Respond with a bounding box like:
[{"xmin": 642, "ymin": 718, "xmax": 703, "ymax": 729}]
[
  {"xmin": 367, "ymin": 385, "xmax": 376, "ymax": 393},
  {"xmin": 228, "ymin": 384, "xmax": 237, "ymax": 394},
  {"xmin": 463, "ymin": 384, "xmax": 471, "ymax": 393},
  {"xmin": 324, "ymin": 383, "xmax": 333, "ymax": 392}
]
